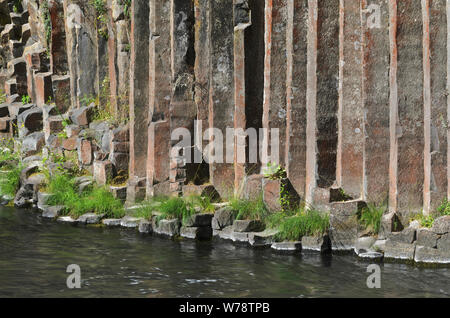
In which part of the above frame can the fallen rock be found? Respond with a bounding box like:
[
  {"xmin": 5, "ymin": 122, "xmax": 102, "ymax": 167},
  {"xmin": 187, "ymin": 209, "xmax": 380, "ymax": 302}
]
[
  {"xmin": 213, "ymin": 226, "xmax": 233, "ymax": 240},
  {"xmin": 329, "ymin": 200, "xmax": 365, "ymax": 250},
  {"xmin": 384, "ymin": 241, "xmax": 416, "ymax": 261},
  {"xmin": 414, "ymin": 246, "xmax": 450, "ymax": 264},
  {"xmin": 437, "ymin": 233, "xmax": 450, "ymax": 252},
  {"xmin": 57, "ymin": 216, "xmax": 77, "ymax": 224},
  {"xmin": 42, "ymin": 206, "xmax": 64, "ymax": 218},
  {"xmin": 270, "ymin": 241, "xmax": 302, "ymax": 253},
  {"xmin": 77, "ymin": 213, "xmax": 104, "ymax": 224},
  {"xmin": 232, "ymin": 231, "xmax": 249, "ymax": 243},
  {"xmin": 354, "ymin": 236, "xmax": 377, "ymax": 255},
  {"xmin": 387, "ymin": 226, "xmax": 417, "ymax": 244},
  {"xmin": 70, "ymin": 105, "xmax": 95, "ymax": 126},
  {"xmin": 431, "ymin": 216, "xmax": 450, "ymax": 235},
  {"xmin": 154, "ymin": 219, "xmax": 181, "ymax": 238},
  {"xmin": 184, "ymin": 213, "xmax": 214, "ymax": 227},
  {"xmin": 138, "ymin": 220, "xmax": 152, "ymax": 234},
  {"xmin": 416, "ymin": 228, "xmax": 439, "ymax": 248},
  {"xmin": 37, "ymin": 191, "xmax": 52, "ymax": 211},
  {"xmin": 249, "ymin": 229, "xmax": 279, "ymax": 247},
  {"xmin": 212, "ymin": 207, "xmax": 236, "ymax": 230},
  {"xmin": 22, "ymin": 131, "xmax": 45, "ymax": 156},
  {"xmin": 120, "ymin": 216, "xmax": 143, "ymax": 228},
  {"xmin": 102, "ymin": 219, "xmax": 122, "ymax": 227},
  {"xmin": 232, "ymin": 219, "xmax": 265, "ymax": 233},
  {"xmin": 180, "ymin": 226, "xmax": 213, "ymax": 240},
  {"xmin": 302, "ymin": 235, "xmax": 332, "ymax": 253},
  {"xmin": 357, "ymin": 252, "xmax": 384, "ymax": 261}
]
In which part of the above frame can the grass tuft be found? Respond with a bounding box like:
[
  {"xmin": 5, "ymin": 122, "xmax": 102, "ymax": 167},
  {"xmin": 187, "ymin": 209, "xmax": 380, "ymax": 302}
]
[
  {"xmin": 359, "ymin": 203, "xmax": 385, "ymax": 234},
  {"xmin": 268, "ymin": 209, "xmax": 329, "ymax": 242},
  {"xmin": 47, "ymin": 174, "xmax": 124, "ymax": 218}
]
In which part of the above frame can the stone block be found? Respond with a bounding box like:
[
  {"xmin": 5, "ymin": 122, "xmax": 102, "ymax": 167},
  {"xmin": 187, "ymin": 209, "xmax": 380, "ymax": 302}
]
[
  {"xmin": 232, "ymin": 220, "xmax": 265, "ymax": 233},
  {"xmin": 155, "ymin": 219, "xmax": 181, "ymax": 238},
  {"xmin": 416, "ymin": 228, "xmax": 439, "ymax": 248},
  {"xmin": 77, "ymin": 139, "xmax": 93, "ymax": 165},
  {"xmin": 93, "ymin": 160, "xmax": 115, "ymax": 185},
  {"xmin": 302, "ymin": 235, "xmax": 332, "ymax": 253},
  {"xmin": 70, "ymin": 105, "xmax": 95, "ymax": 126},
  {"xmin": 414, "ymin": 246, "xmax": 450, "ymax": 265},
  {"xmin": 180, "ymin": 226, "xmax": 213, "ymax": 240},
  {"xmin": 384, "ymin": 241, "xmax": 416, "ymax": 261}
]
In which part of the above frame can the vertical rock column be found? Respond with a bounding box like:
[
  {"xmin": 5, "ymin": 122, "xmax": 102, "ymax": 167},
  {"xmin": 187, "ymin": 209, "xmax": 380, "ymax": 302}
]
[
  {"xmin": 169, "ymin": 0, "xmax": 196, "ymax": 195},
  {"xmin": 337, "ymin": 0, "xmax": 364, "ymax": 199},
  {"xmin": 146, "ymin": 0, "xmax": 172, "ymax": 197},
  {"xmin": 262, "ymin": 0, "xmax": 287, "ymax": 168},
  {"xmin": 49, "ymin": 0, "xmax": 68, "ymax": 75},
  {"xmin": 63, "ymin": 0, "xmax": 98, "ymax": 108},
  {"xmin": 390, "ymin": 0, "xmax": 424, "ymax": 219},
  {"xmin": 286, "ymin": 0, "xmax": 308, "ymax": 198},
  {"xmin": 208, "ymin": 0, "xmax": 235, "ymax": 198},
  {"xmin": 305, "ymin": 0, "xmax": 340, "ymax": 205},
  {"xmin": 127, "ymin": 0, "xmax": 150, "ymax": 202},
  {"xmin": 361, "ymin": 0, "xmax": 390, "ymax": 204},
  {"xmin": 233, "ymin": 0, "xmax": 251, "ymax": 191},
  {"xmin": 424, "ymin": 0, "xmax": 447, "ymax": 213},
  {"xmin": 107, "ymin": 0, "xmax": 118, "ymax": 117}
]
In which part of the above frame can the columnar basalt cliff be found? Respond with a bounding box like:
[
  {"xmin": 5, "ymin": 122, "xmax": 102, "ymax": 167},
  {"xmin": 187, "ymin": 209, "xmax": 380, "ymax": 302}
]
[{"xmin": 1, "ymin": 0, "xmax": 450, "ymax": 264}]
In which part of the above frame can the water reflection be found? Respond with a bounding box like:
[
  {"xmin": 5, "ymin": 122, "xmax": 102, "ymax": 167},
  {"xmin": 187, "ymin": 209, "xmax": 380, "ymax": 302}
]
[{"xmin": 0, "ymin": 207, "xmax": 449, "ymax": 298}]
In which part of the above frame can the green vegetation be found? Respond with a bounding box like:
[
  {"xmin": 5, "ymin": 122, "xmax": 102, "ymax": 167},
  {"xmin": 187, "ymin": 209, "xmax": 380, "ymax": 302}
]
[
  {"xmin": 21, "ymin": 95, "xmax": 31, "ymax": 105},
  {"xmin": 41, "ymin": 0, "xmax": 51, "ymax": 50},
  {"xmin": 46, "ymin": 174, "xmax": 124, "ymax": 219},
  {"xmin": 13, "ymin": 0, "xmax": 22, "ymax": 13},
  {"xmin": 157, "ymin": 197, "xmax": 196, "ymax": 225},
  {"xmin": 0, "ymin": 89, "xmax": 6, "ymax": 104},
  {"xmin": 229, "ymin": 196, "xmax": 269, "ymax": 221},
  {"xmin": 0, "ymin": 163, "xmax": 22, "ymax": 198},
  {"xmin": 411, "ymin": 199, "xmax": 450, "ymax": 228},
  {"xmin": 359, "ymin": 203, "xmax": 385, "ymax": 234},
  {"xmin": 92, "ymin": 0, "xmax": 108, "ymax": 39},
  {"xmin": 120, "ymin": 0, "xmax": 132, "ymax": 18},
  {"xmin": 266, "ymin": 209, "xmax": 329, "ymax": 242}
]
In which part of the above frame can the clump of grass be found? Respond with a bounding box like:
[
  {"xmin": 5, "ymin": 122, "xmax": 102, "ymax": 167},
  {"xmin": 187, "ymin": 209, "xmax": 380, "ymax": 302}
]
[
  {"xmin": 0, "ymin": 163, "xmax": 22, "ymax": 198},
  {"xmin": 437, "ymin": 199, "xmax": 450, "ymax": 217},
  {"xmin": 47, "ymin": 174, "xmax": 124, "ymax": 218},
  {"xmin": 158, "ymin": 196, "xmax": 196, "ymax": 225},
  {"xmin": 359, "ymin": 203, "xmax": 385, "ymax": 234},
  {"xmin": 413, "ymin": 213, "xmax": 435, "ymax": 228},
  {"xmin": 185, "ymin": 194, "xmax": 215, "ymax": 213},
  {"xmin": 270, "ymin": 209, "xmax": 329, "ymax": 242},
  {"xmin": 229, "ymin": 196, "xmax": 269, "ymax": 221},
  {"xmin": 133, "ymin": 196, "xmax": 169, "ymax": 219}
]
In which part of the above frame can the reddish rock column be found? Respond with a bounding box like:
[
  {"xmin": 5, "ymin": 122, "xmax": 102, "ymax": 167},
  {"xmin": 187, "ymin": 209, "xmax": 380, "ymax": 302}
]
[
  {"xmin": 337, "ymin": 0, "xmax": 364, "ymax": 199},
  {"xmin": 393, "ymin": 0, "xmax": 424, "ymax": 219},
  {"xmin": 49, "ymin": 0, "xmax": 68, "ymax": 75},
  {"xmin": 208, "ymin": 0, "xmax": 235, "ymax": 198},
  {"xmin": 194, "ymin": 0, "xmax": 210, "ymax": 158},
  {"xmin": 146, "ymin": 0, "xmax": 172, "ymax": 197},
  {"xmin": 128, "ymin": 0, "xmax": 150, "ymax": 201},
  {"xmin": 262, "ymin": 0, "xmax": 287, "ymax": 168},
  {"xmin": 425, "ymin": 0, "xmax": 447, "ymax": 213},
  {"xmin": 362, "ymin": 0, "xmax": 390, "ymax": 204},
  {"xmin": 305, "ymin": 0, "xmax": 340, "ymax": 205},
  {"xmin": 233, "ymin": 0, "xmax": 251, "ymax": 192},
  {"xmin": 169, "ymin": 0, "xmax": 196, "ymax": 195},
  {"xmin": 285, "ymin": 0, "xmax": 308, "ymax": 198}
]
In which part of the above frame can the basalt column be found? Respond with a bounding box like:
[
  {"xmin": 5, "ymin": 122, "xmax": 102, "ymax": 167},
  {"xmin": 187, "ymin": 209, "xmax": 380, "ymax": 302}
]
[
  {"xmin": 146, "ymin": 0, "xmax": 172, "ymax": 198},
  {"xmin": 391, "ymin": 0, "xmax": 424, "ymax": 219},
  {"xmin": 209, "ymin": 0, "xmax": 235, "ymax": 198},
  {"xmin": 262, "ymin": 0, "xmax": 287, "ymax": 168},
  {"xmin": 337, "ymin": 0, "xmax": 364, "ymax": 199},
  {"xmin": 305, "ymin": 0, "xmax": 340, "ymax": 205},
  {"xmin": 424, "ymin": 0, "xmax": 447, "ymax": 213},
  {"xmin": 244, "ymin": 0, "xmax": 264, "ymax": 176},
  {"xmin": 286, "ymin": 0, "xmax": 308, "ymax": 198},
  {"xmin": 169, "ymin": 0, "xmax": 196, "ymax": 195},
  {"xmin": 127, "ymin": 0, "xmax": 150, "ymax": 202},
  {"xmin": 361, "ymin": 0, "xmax": 390, "ymax": 205},
  {"xmin": 193, "ymin": 0, "xmax": 211, "ymax": 185},
  {"xmin": 63, "ymin": 0, "xmax": 98, "ymax": 108},
  {"xmin": 233, "ymin": 0, "xmax": 251, "ymax": 191}
]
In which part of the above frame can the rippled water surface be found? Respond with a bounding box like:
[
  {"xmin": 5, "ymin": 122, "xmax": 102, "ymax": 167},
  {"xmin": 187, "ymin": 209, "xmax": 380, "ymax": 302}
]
[{"xmin": 0, "ymin": 207, "xmax": 449, "ymax": 298}]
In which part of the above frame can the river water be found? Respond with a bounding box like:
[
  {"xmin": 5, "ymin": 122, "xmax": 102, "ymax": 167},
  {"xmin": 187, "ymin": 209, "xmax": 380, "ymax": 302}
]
[{"xmin": 0, "ymin": 207, "xmax": 449, "ymax": 298}]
